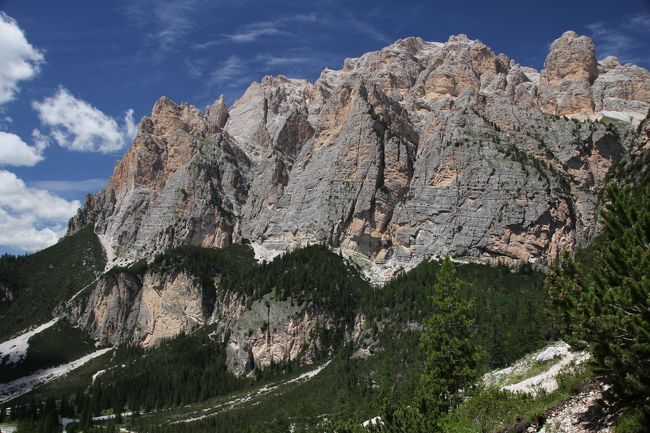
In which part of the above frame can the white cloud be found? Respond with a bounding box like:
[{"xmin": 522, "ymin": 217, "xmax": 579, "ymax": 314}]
[
  {"xmin": 123, "ymin": 108, "xmax": 137, "ymax": 141},
  {"xmin": 587, "ymin": 14, "xmax": 650, "ymax": 64},
  {"xmin": 210, "ymin": 56, "xmax": 248, "ymax": 86},
  {"xmin": 0, "ymin": 209, "xmax": 65, "ymax": 252},
  {"xmin": 0, "ymin": 12, "xmax": 44, "ymax": 105},
  {"xmin": 0, "ymin": 131, "xmax": 46, "ymax": 166},
  {"xmin": 0, "ymin": 170, "xmax": 80, "ymax": 251},
  {"xmin": 33, "ymin": 87, "xmax": 136, "ymax": 153},
  {"xmin": 227, "ymin": 22, "xmax": 285, "ymax": 43}
]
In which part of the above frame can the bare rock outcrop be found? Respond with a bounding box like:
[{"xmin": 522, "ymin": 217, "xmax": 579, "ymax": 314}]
[
  {"xmin": 68, "ymin": 97, "xmax": 251, "ymax": 266},
  {"xmin": 225, "ymin": 295, "xmax": 334, "ymax": 377},
  {"xmin": 69, "ymin": 31, "xmax": 649, "ymax": 279},
  {"xmin": 70, "ymin": 271, "xmax": 216, "ymax": 347},
  {"xmin": 538, "ymin": 31, "xmax": 599, "ymax": 116}
]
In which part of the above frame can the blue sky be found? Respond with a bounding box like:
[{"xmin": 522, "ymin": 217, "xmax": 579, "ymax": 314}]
[{"xmin": 0, "ymin": 0, "xmax": 649, "ymax": 253}]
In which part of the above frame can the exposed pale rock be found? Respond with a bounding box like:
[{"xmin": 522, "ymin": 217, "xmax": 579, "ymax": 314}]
[
  {"xmin": 70, "ymin": 271, "xmax": 214, "ymax": 347},
  {"xmin": 205, "ymin": 94, "xmax": 229, "ymax": 129},
  {"xmin": 225, "ymin": 295, "xmax": 334, "ymax": 376},
  {"xmin": 69, "ymin": 31, "xmax": 649, "ymax": 279},
  {"xmin": 69, "ymin": 97, "xmax": 251, "ymax": 264},
  {"xmin": 592, "ymin": 63, "xmax": 650, "ymax": 114},
  {"xmin": 539, "ymin": 31, "xmax": 598, "ymax": 116}
]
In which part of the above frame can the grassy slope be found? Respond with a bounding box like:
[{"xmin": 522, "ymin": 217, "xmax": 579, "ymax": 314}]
[{"xmin": 0, "ymin": 225, "xmax": 105, "ymax": 340}]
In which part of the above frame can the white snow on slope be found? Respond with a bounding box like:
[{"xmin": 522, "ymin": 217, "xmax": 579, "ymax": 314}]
[
  {"xmin": 0, "ymin": 348, "xmax": 112, "ymax": 403},
  {"xmin": 251, "ymin": 242, "xmax": 285, "ymax": 263},
  {"xmin": 597, "ymin": 110, "xmax": 645, "ymax": 124},
  {"xmin": 174, "ymin": 360, "xmax": 331, "ymax": 424},
  {"xmin": 93, "ymin": 411, "xmax": 134, "ymax": 421},
  {"xmin": 0, "ymin": 424, "xmax": 17, "ymax": 433},
  {"xmin": 92, "ymin": 369, "xmax": 106, "ymax": 383},
  {"xmin": 485, "ymin": 341, "xmax": 590, "ymax": 396},
  {"xmin": 0, "ymin": 317, "xmax": 59, "ymax": 365}
]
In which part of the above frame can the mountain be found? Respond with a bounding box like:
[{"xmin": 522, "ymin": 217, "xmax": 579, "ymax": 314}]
[
  {"xmin": 67, "ymin": 31, "xmax": 649, "ymax": 283},
  {"xmin": 1, "ymin": 30, "xmax": 649, "ymax": 433}
]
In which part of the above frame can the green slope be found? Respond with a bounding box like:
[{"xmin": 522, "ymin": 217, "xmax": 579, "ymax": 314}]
[
  {"xmin": 2, "ymin": 245, "xmax": 552, "ymax": 433},
  {"xmin": 0, "ymin": 225, "xmax": 105, "ymax": 340}
]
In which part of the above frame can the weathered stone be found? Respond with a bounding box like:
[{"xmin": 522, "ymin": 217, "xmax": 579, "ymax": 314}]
[
  {"xmin": 63, "ymin": 31, "xmax": 650, "ymax": 373},
  {"xmin": 538, "ymin": 31, "xmax": 598, "ymax": 116}
]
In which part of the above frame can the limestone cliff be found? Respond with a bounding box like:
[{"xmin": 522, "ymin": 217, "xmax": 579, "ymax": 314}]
[{"xmin": 68, "ymin": 31, "xmax": 649, "ymax": 281}]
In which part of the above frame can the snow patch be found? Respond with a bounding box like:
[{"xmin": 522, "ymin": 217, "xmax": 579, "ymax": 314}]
[
  {"xmin": 597, "ymin": 110, "xmax": 645, "ymax": 124},
  {"xmin": 96, "ymin": 230, "xmax": 132, "ymax": 271},
  {"xmin": 536, "ymin": 346, "xmax": 562, "ymax": 363},
  {"xmin": 0, "ymin": 318, "xmax": 59, "ymax": 365},
  {"xmin": 93, "ymin": 411, "xmax": 133, "ymax": 421},
  {"xmin": 251, "ymin": 242, "xmax": 286, "ymax": 264},
  {"xmin": 96, "ymin": 231, "xmax": 116, "ymax": 270},
  {"xmin": 362, "ymin": 416, "xmax": 383, "ymax": 429},
  {"xmin": 0, "ymin": 348, "xmax": 112, "ymax": 403},
  {"xmin": 92, "ymin": 369, "xmax": 106, "ymax": 383},
  {"xmin": 484, "ymin": 341, "xmax": 590, "ymax": 396}
]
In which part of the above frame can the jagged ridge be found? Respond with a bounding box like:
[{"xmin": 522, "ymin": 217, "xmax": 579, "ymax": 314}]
[{"xmin": 68, "ymin": 31, "xmax": 650, "ymax": 282}]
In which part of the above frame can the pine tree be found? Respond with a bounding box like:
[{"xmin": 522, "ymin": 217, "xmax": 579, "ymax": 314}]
[
  {"xmin": 416, "ymin": 256, "xmax": 481, "ymax": 429},
  {"xmin": 588, "ymin": 184, "xmax": 650, "ymax": 399},
  {"xmin": 547, "ymin": 184, "xmax": 650, "ymax": 401}
]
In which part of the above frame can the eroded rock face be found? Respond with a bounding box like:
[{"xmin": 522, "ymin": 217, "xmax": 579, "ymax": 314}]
[
  {"xmin": 539, "ymin": 31, "xmax": 598, "ymax": 116},
  {"xmin": 69, "ymin": 271, "xmax": 215, "ymax": 347},
  {"xmin": 69, "ymin": 271, "xmax": 339, "ymax": 376},
  {"xmin": 69, "ymin": 31, "xmax": 649, "ymax": 279},
  {"xmin": 225, "ymin": 296, "xmax": 334, "ymax": 377},
  {"xmin": 68, "ymin": 97, "xmax": 251, "ymax": 266}
]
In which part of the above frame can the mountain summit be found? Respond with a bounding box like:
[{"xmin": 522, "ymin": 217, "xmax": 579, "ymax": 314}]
[{"xmin": 68, "ymin": 31, "xmax": 650, "ymax": 282}]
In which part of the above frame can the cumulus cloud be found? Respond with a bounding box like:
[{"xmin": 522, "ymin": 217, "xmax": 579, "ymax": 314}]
[
  {"xmin": 0, "ymin": 130, "xmax": 47, "ymax": 166},
  {"xmin": 0, "ymin": 169, "xmax": 80, "ymax": 251},
  {"xmin": 0, "ymin": 209, "xmax": 65, "ymax": 252},
  {"xmin": 33, "ymin": 87, "xmax": 136, "ymax": 153},
  {"xmin": 0, "ymin": 12, "xmax": 44, "ymax": 105}
]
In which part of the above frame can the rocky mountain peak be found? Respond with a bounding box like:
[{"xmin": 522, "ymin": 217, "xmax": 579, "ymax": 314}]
[
  {"xmin": 68, "ymin": 32, "xmax": 650, "ymax": 280},
  {"xmin": 205, "ymin": 94, "xmax": 229, "ymax": 130},
  {"xmin": 538, "ymin": 31, "xmax": 599, "ymax": 115}
]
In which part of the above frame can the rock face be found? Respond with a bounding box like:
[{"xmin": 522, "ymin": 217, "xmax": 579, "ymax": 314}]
[
  {"xmin": 225, "ymin": 295, "xmax": 334, "ymax": 377},
  {"xmin": 69, "ymin": 271, "xmax": 213, "ymax": 347},
  {"xmin": 69, "ymin": 31, "xmax": 650, "ymax": 280},
  {"xmin": 68, "ymin": 270, "xmax": 341, "ymax": 375},
  {"xmin": 539, "ymin": 31, "xmax": 598, "ymax": 116},
  {"xmin": 68, "ymin": 96, "xmax": 250, "ymax": 266}
]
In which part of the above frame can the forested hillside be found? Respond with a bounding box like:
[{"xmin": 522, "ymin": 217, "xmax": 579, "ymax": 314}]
[
  {"xmin": 0, "ymin": 226, "xmax": 105, "ymax": 340},
  {"xmin": 1, "ymin": 244, "xmax": 553, "ymax": 432}
]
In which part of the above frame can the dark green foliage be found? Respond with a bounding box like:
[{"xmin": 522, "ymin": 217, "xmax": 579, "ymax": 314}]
[
  {"xmin": 418, "ymin": 258, "xmax": 481, "ymax": 418},
  {"xmin": 0, "ymin": 321, "xmax": 97, "ymax": 383},
  {"xmin": 147, "ymin": 243, "xmax": 367, "ymax": 323},
  {"xmin": 547, "ymin": 184, "xmax": 650, "ymax": 402},
  {"xmin": 90, "ymin": 330, "xmax": 246, "ymax": 412},
  {"xmin": 148, "ymin": 243, "xmax": 255, "ymax": 291},
  {"xmin": 614, "ymin": 405, "xmax": 650, "ymax": 433},
  {"xmin": 366, "ymin": 259, "xmax": 549, "ymax": 370},
  {"xmin": 0, "ymin": 225, "xmax": 105, "ymax": 339}
]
